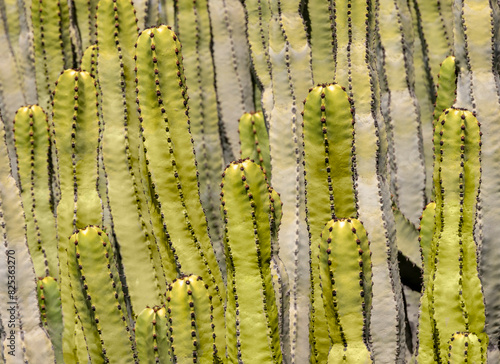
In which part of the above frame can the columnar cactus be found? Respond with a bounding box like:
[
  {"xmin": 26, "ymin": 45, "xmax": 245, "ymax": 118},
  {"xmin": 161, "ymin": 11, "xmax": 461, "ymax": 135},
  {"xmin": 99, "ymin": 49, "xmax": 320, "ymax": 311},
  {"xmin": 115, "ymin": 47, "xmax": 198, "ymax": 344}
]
[
  {"xmin": 320, "ymin": 218, "xmax": 373, "ymax": 364},
  {"xmin": 37, "ymin": 276, "xmax": 63, "ymax": 363},
  {"xmin": 66, "ymin": 226, "xmax": 136, "ymax": 363},
  {"xmin": 13, "ymin": 105, "xmax": 58, "ymax": 278},
  {"xmin": 239, "ymin": 111, "xmax": 271, "ymax": 180},
  {"xmin": 135, "ymin": 306, "xmax": 171, "ymax": 363},
  {"xmin": 221, "ymin": 159, "xmax": 283, "ymax": 363},
  {"xmin": 166, "ymin": 275, "xmax": 223, "ymax": 363},
  {"xmin": 416, "ymin": 108, "xmax": 487, "ymax": 362}
]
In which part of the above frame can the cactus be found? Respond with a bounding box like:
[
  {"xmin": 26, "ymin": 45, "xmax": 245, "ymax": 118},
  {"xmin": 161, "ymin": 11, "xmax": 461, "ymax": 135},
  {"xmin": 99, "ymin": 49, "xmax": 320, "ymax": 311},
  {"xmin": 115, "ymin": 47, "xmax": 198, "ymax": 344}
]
[
  {"xmin": 239, "ymin": 111, "xmax": 271, "ymax": 180},
  {"xmin": 66, "ymin": 226, "xmax": 136, "ymax": 363},
  {"xmin": 166, "ymin": 274, "xmax": 223, "ymax": 363},
  {"xmin": 320, "ymin": 218, "xmax": 373, "ymax": 364},
  {"xmin": 221, "ymin": 159, "xmax": 282, "ymax": 363},
  {"xmin": 37, "ymin": 276, "xmax": 63, "ymax": 363},
  {"xmin": 447, "ymin": 332, "xmax": 486, "ymax": 363},
  {"xmin": 134, "ymin": 306, "xmax": 171, "ymax": 364},
  {"xmin": 416, "ymin": 108, "xmax": 487, "ymax": 362},
  {"xmin": 13, "ymin": 105, "xmax": 58, "ymax": 278}
]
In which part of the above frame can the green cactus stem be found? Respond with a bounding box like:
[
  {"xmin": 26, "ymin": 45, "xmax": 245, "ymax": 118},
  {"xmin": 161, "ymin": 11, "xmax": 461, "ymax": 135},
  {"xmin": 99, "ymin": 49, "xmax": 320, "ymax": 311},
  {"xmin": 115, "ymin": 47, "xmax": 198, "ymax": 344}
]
[
  {"xmin": 451, "ymin": 1, "xmax": 500, "ymax": 345},
  {"xmin": 166, "ymin": 275, "xmax": 222, "ymax": 363},
  {"xmin": 13, "ymin": 105, "xmax": 58, "ymax": 278},
  {"xmin": 96, "ymin": 0, "xmax": 166, "ymax": 314},
  {"xmin": 0, "ymin": 116, "xmax": 55, "ymax": 362},
  {"xmin": 31, "ymin": 0, "xmax": 73, "ymax": 114},
  {"xmin": 37, "ymin": 276, "xmax": 64, "ymax": 363},
  {"xmin": 433, "ymin": 56, "xmax": 457, "ymax": 129},
  {"xmin": 135, "ymin": 306, "xmax": 171, "ymax": 364},
  {"xmin": 221, "ymin": 159, "xmax": 282, "ymax": 364},
  {"xmin": 80, "ymin": 45, "xmax": 98, "ymax": 77},
  {"xmin": 320, "ymin": 218, "xmax": 373, "ymax": 364},
  {"xmin": 135, "ymin": 24, "xmax": 225, "ymax": 342},
  {"xmin": 174, "ymin": 0, "xmax": 226, "ymax": 272},
  {"xmin": 302, "ymin": 82, "xmax": 357, "ymax": 362},
  {"xmin": 72, "ymin": 0, "xmax": 99, "ymax": 52},
  {"xmin": 446, "ymin": 332, "xmax": 485, "ymax": 363},
  {"xmin": 239, "ymin": 111, "xmax": 271, "ymax": 180},
  {"xmin": 207, "ymin": 0, "xmax": 255, "ymax": 161},
  {"xmin": 418, "ymin": 201, "xmax": 436, "ymax": 288},
  {"xmin": 333, "ymin": 1, "xmax": 406, "ymax": 360},
  {"xmin": 67, "ymin": 226, "xmax": 136, "ymax": 363},
  {"xmin": 416, "ymin": 108, "xmax": 488, "ymax": 362}
]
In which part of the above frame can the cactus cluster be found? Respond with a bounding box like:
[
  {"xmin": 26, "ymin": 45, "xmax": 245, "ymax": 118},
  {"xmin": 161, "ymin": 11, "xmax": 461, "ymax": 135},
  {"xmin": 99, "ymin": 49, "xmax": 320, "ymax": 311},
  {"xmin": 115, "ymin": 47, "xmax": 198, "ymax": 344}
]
[{"xmin": 1, "ymin": 0, "xmax": 499, "ymax": 363}]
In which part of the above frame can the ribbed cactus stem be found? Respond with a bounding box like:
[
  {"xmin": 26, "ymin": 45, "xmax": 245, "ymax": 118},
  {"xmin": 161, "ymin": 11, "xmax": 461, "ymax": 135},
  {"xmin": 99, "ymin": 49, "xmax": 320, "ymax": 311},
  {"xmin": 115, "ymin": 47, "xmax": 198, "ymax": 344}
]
[
  {"xmin": 31, "ymin": 0, "xmax": 73, "ymax": 113},
  {"xmin": 320, "ymin": 218, "xmax": 373, "ymax": 364},
  {"xmin": 135, "ymin": 25, "xmax": 225, "ymax": 313},
  {"xmin": 81, "ymin": 45, "xmax": 98, "ymax": 78},
  {"xmin": 417, "ymin": 108, "xmax": 487, "ymax": 362},
  {"xmin": 37, "ymin": 276, "xmax": 63, "ymax": 363},
  {"xmin": 433, "ymin": 56, "xmax": 457, "ymax": 127},
  {"xmin": 13, "ymin": 105, "xmax": 58, "ymax": 278},
  {"xmin": 418, "ymin": 202, "xmax": 436, "ymax": 286},
  {"xmin": 135, "ymin": 306, "xmax": 171, "ymax": 364},
  {"xmin": 302, "ymin": 83, "xmax": 357, "ymax": 361},
  {"xmin": 68, "ymin": 226, "xmax": 136, "ymax": 363},
  {"xmin": 166, "ymin": 275, "xmax": 222, "ymax": 363},
  {"xmin": 221, "ymin": 159, "xmax": 282, "ymax": 363},
  {"xmin": 239, "ymin": 111, "xmax": 271, "ymax": 180},
  {"xmin": 446, "ymin": 332, "xmax": 485, "ymax": 363}
]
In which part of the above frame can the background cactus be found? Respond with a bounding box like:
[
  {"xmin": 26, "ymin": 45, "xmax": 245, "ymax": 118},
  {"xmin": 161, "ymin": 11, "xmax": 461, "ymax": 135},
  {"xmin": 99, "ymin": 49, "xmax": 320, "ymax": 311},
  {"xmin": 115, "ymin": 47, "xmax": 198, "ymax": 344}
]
[{"xmin": 1, "ymin": 0, "xmax": 500, "ymax": 363}]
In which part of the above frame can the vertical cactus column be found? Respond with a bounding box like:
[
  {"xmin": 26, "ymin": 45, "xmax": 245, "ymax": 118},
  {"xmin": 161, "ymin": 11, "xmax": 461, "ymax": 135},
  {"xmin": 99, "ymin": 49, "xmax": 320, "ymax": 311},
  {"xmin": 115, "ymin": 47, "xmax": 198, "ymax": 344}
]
[
  {"xmin": 416, "ymin": 108, "xmax": 488, "ymax": 362},
  {"xmin": 50, "ymin": 69, "xmax": 104, "ymax": 363},
  {"xmin": 13, "ymin": 105, "xmax": 58, "ymax": 278},
  {"xmin": 135, "ymin": 306, "xmax": 171, "ymax": 364},
  {"xmin": 37, "ymin": 276, "xmax": 64, "ymax": 363},
  {"xmin": 452, "ymin": 0, "xmax": 500, "ymax": 347},
  {"xmin": 174, "ymin": 0, "xmax": 226, "ymax": 270},
  {"xmin": 207, "ymin": 0, "xmax": 255, "ymax": 161},
  {"xmin": 447, "ymin": 332, "xmax": 486, "ymax": 363},
  {"xmin": 72, "ymin": 0, "xmax": 99, "ymax": 51},
  {"xmin": 320, "ymin": 218, "xmax": 373, "ymax": 363},
  {"xmin": 96, "ymin": 0, "xmax": 166, "ymax": 315},
  {"xmin": 333, "ymin": 0, "xmax": 407, "ymax": 360},
  {"xmin": 31, "ymin": 0, "xmax": 73, "ymax": 114},
  {"xmin": 239, "ymin": 111, "xmax": 271, "ymax": 180},
  {"xmin": 135, "ymin": 24, "xmax": 225, "ymax": 341},
  {"xmin": 0, "ymin": 116, "xmax": 55, "ymax": 362},
  {"xmin": 66, "ymin": 226, "xmax": 136, "ymax": 363},
  {"xmin": 221, "ymin": 159, "xmax": 282, "ymax": 364},
  {"xmin": 302, "ymin": 83, "xmax": 357, "ymax": 362},
  {"xmin": 166, "ymin": 275, "xmax": 223, "ymax": 363}
]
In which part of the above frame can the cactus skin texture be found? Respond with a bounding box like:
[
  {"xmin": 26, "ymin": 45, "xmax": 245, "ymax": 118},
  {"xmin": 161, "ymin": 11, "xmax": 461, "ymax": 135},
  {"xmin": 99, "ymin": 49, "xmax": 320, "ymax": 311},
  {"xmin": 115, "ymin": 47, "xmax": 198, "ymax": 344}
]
[
  {"xmin": 433, "ymin": 56, "xmax": 457, "ymax": 127},
  {"xmin": 302, "ymin": 83, "xmax": 357, "ymax": 362},
  {"xmin": 166, "ymin": 275, "xmax": 223, "ymax": 363},
  {"xmin": 239, "ymin": 111, "xmax": 271, "ymax": 180},
  {"xmin": 13, "ymin": 105, "xmax": 58, "ymax": 278},
  {"xmin": 135, "ymin": 306, "xmax": 171, "ymax": 364},
  {"xmin": 416, "ymin": 108, "xmax": 488, "ymax": 363},
  {"xmin": 418, "ymin": 202, "xmax": 436, "ymax": 286},
  {"xmin": 37, "ymin": 276, "xmax": 63, "ymax": 363},
  {"xmin": 66, "ymin": 226, "xmax": 136, "ymax": 363},
  {"xmin": 320, "ymin": 218, "xmax": 373, "ymax": 364},
  {"xmin": 221, "ymin": 159, "xmax": 283, "ymax": 364}
]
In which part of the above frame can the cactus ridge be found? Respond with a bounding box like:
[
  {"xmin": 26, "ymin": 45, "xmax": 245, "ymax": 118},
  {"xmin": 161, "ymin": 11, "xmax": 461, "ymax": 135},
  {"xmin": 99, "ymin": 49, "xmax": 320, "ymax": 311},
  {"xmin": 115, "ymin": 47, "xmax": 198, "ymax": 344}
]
[
  {"xmin": 433, "ymin": 56, "xmax": 457, "ymax": 127},
  {"xmin": 135, "ymin": 305, "xmax": 171, "ymax": 363},
  {"xmin": 446, "ymin": 332, "xmax": 485, "ymax": 364},
  {"xmin": 13, "ymin": 105, "xmax": 58, "ymax": 278}
]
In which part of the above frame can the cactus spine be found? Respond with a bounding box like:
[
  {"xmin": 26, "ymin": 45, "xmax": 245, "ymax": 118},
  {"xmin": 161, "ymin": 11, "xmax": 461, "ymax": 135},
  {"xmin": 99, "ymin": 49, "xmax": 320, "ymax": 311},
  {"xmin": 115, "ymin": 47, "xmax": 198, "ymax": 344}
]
[
  {"xmin": 416, "ymin": 108, "xmax": 487, "ymax": 362},
  {"xmin": 320, "ymin": 218, "xmax": 373, "ymax": 364},
  {"xmin": 221, "ymin": 159, "xmax": 282, "ymax": 363}
]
